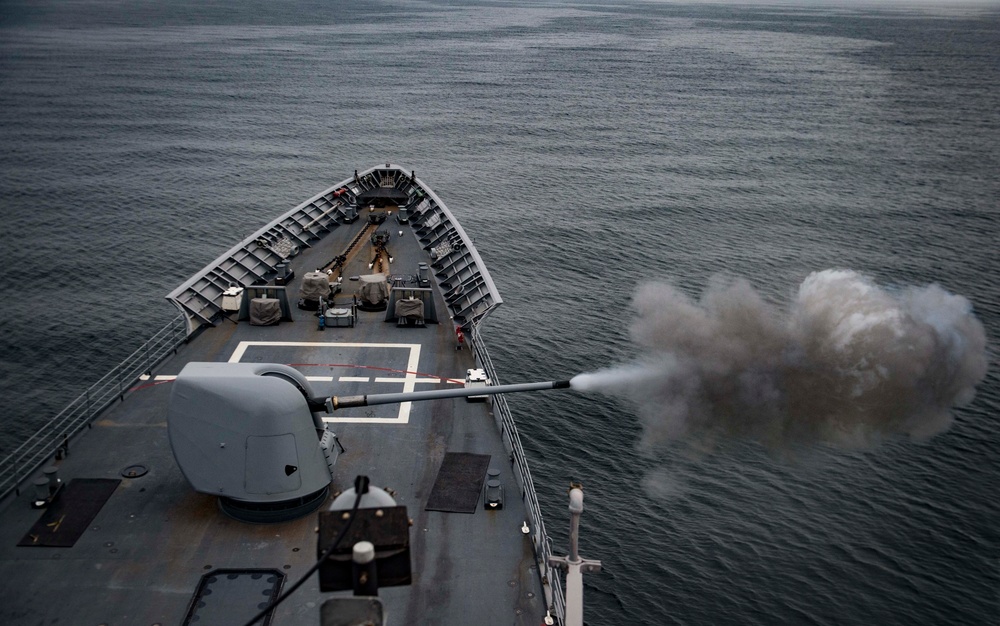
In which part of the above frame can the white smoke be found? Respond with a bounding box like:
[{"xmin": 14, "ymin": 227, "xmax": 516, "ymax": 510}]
[{"xmin": 571, "ymin": 270, "xmax": 988, "ymax": 451}]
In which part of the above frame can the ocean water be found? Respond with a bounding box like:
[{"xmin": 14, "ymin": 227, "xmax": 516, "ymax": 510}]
[{"xmin": 1, "ymin": 1, "xmax": 998, "ymax": 624}]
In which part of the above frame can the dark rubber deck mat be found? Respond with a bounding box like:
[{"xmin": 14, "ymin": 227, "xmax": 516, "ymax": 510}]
[
  {"xmin": 18, "ymin": 478, "xmax": 121, "ymax": 547},
  {"xmin": 425, "ymin": 452, "xmax": 491, "ymax": 514}
]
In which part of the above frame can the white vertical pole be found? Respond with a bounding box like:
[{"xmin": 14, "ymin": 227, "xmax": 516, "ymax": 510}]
[{"xmin": 550, "ymin": 485, "xmax": 601, "ymax": 626}]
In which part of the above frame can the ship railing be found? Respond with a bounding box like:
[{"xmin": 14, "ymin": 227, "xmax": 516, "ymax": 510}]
[
  {"xmin": 471, "ymin": 325, "xmax": 568, "ymax": 624},
  {"xmin": 0, "ymin": 315, "xmax": 188, "ymax": 502}
]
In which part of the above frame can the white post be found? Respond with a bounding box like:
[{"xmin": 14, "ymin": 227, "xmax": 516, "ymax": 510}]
[{"xmin": 549, "ymin": 484, "xmax": 601, "ymax": 626}]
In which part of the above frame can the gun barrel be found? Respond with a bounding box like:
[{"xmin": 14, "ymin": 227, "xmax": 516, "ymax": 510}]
[{"xmin": 325, "ymin": 380, "xmax": 571, "ymax": 410}]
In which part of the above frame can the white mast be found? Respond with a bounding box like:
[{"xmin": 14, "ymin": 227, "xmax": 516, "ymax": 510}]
[{"xmin": 549, "ymin": 483, "xmax": 602, "ymax": 626}]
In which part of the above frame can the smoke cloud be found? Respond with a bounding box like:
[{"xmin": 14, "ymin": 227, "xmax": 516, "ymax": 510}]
[{"xmin": 571, "ymin": 270, "xmax": 988, "ymax": 451}]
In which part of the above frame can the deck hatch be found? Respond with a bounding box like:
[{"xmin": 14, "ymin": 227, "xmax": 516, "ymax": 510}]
[{"xmin": 182, "ymin": 568, "xmax": 284, "ymax": 626}]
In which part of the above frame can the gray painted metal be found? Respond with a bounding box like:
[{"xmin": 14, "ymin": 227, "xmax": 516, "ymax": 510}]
[
  {"xmin": 167, "ymin": 362, "xmax": 333, "ymax": 503},
  {"xmin": 0, "ymin": 165, "xmax": 566, "ymax": 626},
  {"xmin": 329, "ymin": 380, "xmax": 571, "ymax": 409},
  {"xmin": 166, "ymin": 164, "xmax": 503, "ymax": 335}
]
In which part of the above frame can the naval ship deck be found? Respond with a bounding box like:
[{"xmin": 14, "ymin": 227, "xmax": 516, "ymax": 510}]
[{"xmin": 0, "ymin": 165, "xmax": 564, "ymax": 625}]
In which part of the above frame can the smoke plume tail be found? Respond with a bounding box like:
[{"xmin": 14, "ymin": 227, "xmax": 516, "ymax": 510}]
[{"xmin": 571, "ymin": 270, "xmax": 988, "ymax": 451}]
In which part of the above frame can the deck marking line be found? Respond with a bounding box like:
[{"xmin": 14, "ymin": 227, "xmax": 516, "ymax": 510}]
[
  {"xmin": 228, "ymin": 341, "xmax": 422, "ymax": 424},
  {"xmin": 228, "ymin": 341, "xmax": 426, "ymax": 363},
  {"xmin": 374, "ymin": 377, "xmax": 450, "ymax": 384}
]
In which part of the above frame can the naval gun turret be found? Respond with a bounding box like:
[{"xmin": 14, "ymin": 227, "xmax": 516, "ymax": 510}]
[
  {"xmin": 167, "ymin": 363, "xmax": 342, "ymax": 523},
  {"xmin": 167, "ymin": 363, "xmax": 570, "ymax": 523}
]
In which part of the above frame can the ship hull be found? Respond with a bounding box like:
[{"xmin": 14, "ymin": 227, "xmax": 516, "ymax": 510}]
[{"xmin": 0, "ymin": 165, "xmax": 565, "ymax": 625}]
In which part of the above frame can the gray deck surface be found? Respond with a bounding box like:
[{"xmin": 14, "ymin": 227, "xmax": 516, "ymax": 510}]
[{"xmin": 0, "ymin": 201, "xmax": 548, "ymax": 625}]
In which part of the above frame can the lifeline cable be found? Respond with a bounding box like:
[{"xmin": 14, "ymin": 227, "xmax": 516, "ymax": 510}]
[{"xmin": 242, "ymin": 475, "xmax": 370, "ymax": 626}]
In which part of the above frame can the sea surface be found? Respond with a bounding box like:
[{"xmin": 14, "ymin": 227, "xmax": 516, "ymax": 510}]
[{"xmin": 1, "ymin": 1, "xmax": 998, "ymax": 624}]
